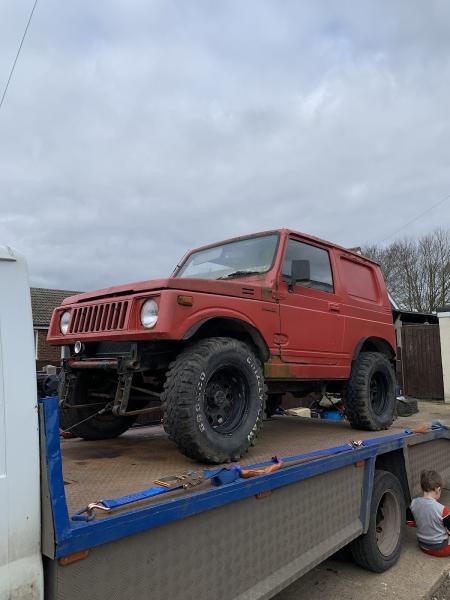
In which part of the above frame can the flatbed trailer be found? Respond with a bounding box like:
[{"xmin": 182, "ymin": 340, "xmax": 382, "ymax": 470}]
[
  {"xmin": 3, "ymin": 247, "xmax": 450, "ymax": 600},
  {"xmin": 42, "ymin": 399, "xmax": 450, "ymax": 600}
]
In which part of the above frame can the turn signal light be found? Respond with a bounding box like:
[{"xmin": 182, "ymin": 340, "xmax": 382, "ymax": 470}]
[{"xmin": 177, "ymin": 295, "xmax": 193, "ymax": 306}]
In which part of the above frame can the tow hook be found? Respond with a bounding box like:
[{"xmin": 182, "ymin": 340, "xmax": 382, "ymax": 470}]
[{"xmin": 72, "ymin": 502, "xmax": 112, "ymax": 522}]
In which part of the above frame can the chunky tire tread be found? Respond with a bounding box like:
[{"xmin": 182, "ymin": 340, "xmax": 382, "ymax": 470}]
[
  {"xmin": 161, "ymin": 337, "xmax": 266, "ymax": 463},
  {"xmin": 350, "ymin": 470, "xmax": 405, "ymax": 572},
  {"xmin": 344, "ymin": 352, "xmax": 396, "ymax": 431},
  {"xmin": 396, "ymin": 396, "xmax": 419, "ymax": 417}
]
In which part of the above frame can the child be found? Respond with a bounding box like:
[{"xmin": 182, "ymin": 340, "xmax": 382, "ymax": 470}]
[{"xmin": 409, "ymin": 469, "xmax": 450, "ymax": 557}]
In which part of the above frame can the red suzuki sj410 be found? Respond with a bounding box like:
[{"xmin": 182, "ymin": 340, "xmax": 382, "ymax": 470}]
[{"xmin": 48, "ymin": 229, "xmax": 396, "ymax": 463}]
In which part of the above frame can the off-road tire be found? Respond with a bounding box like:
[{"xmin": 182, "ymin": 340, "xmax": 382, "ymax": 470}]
[
  {"xmin": 162, "ymin": 337, "xmax": 266, "ymax": 463},
  {"xmin": 396, "ymin": 396, "xmax": 419, "ymax": 417},
  {"xmin": 343, "ymin": 352, "xmax": 396, "ymax": 431},
  {"xmin": 350, "ymin": 470, "xmax": 405, "ymax": 572},
  {"xmin": 59, "ymin": 371, "xmax": 134, "ymax": 440}
]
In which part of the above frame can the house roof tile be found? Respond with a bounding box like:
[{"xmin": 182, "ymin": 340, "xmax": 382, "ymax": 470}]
[{"xmin": 30, "ymin": 287, "xmax": 80, "ymax": 327}]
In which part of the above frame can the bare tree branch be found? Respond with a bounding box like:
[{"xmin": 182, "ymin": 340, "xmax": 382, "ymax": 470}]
[{"xmin": 362, "ymin": 228, "xmax": 450, "ymax": 312}]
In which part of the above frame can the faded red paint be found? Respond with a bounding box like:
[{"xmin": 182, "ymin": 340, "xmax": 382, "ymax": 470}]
[{"xmin": 48, "ymin": 229, "xmax": 395, "ymax": 381}]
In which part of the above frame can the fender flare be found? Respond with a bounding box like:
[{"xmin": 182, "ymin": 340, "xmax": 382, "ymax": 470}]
[
  {"xmin": 352, "ymin": 337, "xmax": 396, "ymax": 362},
  {"xmin": 182, "ymin": 316, "xmax": 270, "ymax": 362}
]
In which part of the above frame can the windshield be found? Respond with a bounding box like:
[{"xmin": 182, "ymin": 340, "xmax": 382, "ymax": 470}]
[{"xmin": 175, "ymin": 233, "xmax": 279, "ymax": 280}]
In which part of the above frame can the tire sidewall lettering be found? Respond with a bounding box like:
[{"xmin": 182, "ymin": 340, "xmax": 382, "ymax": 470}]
[{"xmin": 195, "ymin": 371, "xmax": 207, "ymax": 431}]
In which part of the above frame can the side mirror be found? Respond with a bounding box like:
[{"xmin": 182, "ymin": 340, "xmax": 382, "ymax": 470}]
[{"xmin": 289, "ymin": 259, "xmax": 310, "ymax": 291}]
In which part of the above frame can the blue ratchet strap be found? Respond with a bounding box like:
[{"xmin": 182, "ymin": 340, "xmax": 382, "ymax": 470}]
[
  {"xmin": 72, "ymin": 472, "xmax": 204, "ymax": 521},
  {"xmin": 206, "ymin": 441, "xmax": 368, "ymax": 487},
  {"xmin": 431, "ymin": 420, "xmax": 450, "ymax": 431},
  {"xmin": 72, "ymin": 485, "xmax": 178, "ymax": 521},
  {"xmin": 72, "ymin": 431, "xmax": 417, "ymax": 521},
  {"xmin": 403, "ymin": 421, "xmax": 448, "ymax": 435},
  {"xmin": 205, "ymin": 464, "xmax": 243, "ymax": 486},
  {"xmin": 206, "ymin": 431, "xmax": 415, "ymax": 488}
]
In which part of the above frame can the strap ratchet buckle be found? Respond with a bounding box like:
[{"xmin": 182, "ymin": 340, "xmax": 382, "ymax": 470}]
[{"xmin": 154, "ymin": 471, "xmax": 203, "ymax": 489}]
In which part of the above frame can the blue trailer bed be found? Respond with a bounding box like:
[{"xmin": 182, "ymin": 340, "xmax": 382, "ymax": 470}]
[{"xmin": 41, "ymin": 397, "xmax": 450, "ymax": 600}]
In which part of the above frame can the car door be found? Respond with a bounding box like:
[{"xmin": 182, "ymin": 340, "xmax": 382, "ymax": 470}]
[{"xmin": 279, "ymin": 237, "xmax": 345, "ymax": 366}]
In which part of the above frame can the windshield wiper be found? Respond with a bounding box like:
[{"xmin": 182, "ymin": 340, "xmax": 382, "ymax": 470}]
[{"xmin": 217, "ymin": 270, "xmax": 262, "ymax": 280}]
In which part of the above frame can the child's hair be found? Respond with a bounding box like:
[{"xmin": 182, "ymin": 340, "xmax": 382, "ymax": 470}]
[{"xmin": 420, "ymin": 469, "xmax": 443, "ymax": 492}]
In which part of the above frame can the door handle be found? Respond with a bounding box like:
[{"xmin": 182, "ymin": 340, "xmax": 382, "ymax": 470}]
[{"xmin": 328, "ymin": 302, "xmax": 340, "ymax": 313}]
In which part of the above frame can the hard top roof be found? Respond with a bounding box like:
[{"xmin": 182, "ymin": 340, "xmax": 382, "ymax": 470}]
[{"xmin": 185, "ymin": 228, "xmax": 379, "ymax": 266}]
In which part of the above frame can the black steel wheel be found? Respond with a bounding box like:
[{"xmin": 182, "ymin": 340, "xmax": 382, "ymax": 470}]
[
  {"xmin": 162, "ymin": 337, "xmax": 266, "ymax": 463},
  {"xmin": 203, "ymin": 366, "xmax": 250, "ymax": 433},
  {"xmin": 370, "ymin": 371, "xmax": 389, "ymax": 416}
]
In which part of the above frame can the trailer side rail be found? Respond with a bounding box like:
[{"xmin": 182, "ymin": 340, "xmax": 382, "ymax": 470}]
[{"xmin": 39, "ymin": 397, "xmax": 450, "ymax": 559}]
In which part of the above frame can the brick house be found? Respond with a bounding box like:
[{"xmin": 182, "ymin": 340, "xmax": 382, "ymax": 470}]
[{"xmin": 31, "ymin": 288, "xmax": 80, "ymax": 370}]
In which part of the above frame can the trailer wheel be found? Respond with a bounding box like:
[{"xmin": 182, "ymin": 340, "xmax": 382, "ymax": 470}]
[
  {"xmin": 59, "ymin": 371, "xmax": 134, "ymax": 439},
  {"xmin": 343, "ymin": 352, "xmax": 396, "ymax": 431},
  {"xmin": 350, "ymin": 470, "xmax": 405, "ymax": 572},
  {"xmin": 162, "ymin": 337, "xmax": 266, "ymax": 463}
]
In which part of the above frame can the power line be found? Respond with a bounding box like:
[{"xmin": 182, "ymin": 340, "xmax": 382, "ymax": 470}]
[
  {"xmin": 0, "ymin": 0, "xmax": 38, "ymax": 113},
  {"xmin": 378, "ymin": 192, "xmax": 450, "ymax": 244}
]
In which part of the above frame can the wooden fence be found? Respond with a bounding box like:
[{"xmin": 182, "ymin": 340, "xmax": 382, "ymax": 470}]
[{"xmin": 401, "ymin": 324, "xmax": 444, "ymax": 400}]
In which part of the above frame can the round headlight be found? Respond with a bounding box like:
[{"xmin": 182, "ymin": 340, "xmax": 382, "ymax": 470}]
[
  {"xmin": 141, "ymin": 299, "xmax": 158, "ymax": 329},
  {"xmin": 60, "ymin": 311, "xmax": 71, "ymax": 335}
]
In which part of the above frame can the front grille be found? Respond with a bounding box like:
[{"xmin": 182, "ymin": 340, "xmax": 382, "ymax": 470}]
[{"xmin": 69, "ymin": 301, "xmax": 129, "ymax": 334}]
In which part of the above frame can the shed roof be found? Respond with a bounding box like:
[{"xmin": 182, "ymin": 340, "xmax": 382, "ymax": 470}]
[
  {"xmin": 392, "ymin": 308, "xmax": 439, "ymax": 325},
  {"xmin": 31, "ymin": 287, "xmax": 80, "ymax": 327},
  {"xmin": 437, "ymin": 305, "xmax": 450, "ymax": 313}
]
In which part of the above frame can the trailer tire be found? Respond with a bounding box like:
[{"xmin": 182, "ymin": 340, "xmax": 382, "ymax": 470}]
[
  {"xmin": 162, "ymin": 337, "xmax": 266, "ymax": 464},
  {"xmin": 344, "ymin": 352, "xmax": 396, "ymax": 431},
  {"xmin": 59, "ymin": 371, "xmax": 134, "ymax": 440},
  {"xmin": 350, "ymin": 470, "xmax": 405, "ymax": 572}
]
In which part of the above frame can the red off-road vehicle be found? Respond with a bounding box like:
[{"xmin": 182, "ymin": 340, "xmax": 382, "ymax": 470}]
[{"xmin": 48, "ymin": 229, "xmax": 397, "ymax": 463}]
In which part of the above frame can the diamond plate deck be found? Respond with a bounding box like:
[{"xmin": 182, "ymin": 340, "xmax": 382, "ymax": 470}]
[
  {"xmin": 44, "ymin": 401, "xmax": 450, "ymax": 600},
  {"xmin": 61, "ymin": 401, "xmax": 450, "ymax": 517}
]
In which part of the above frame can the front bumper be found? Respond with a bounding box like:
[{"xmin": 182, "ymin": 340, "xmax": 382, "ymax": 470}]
[{"xmin": 61, "ymin": 340, "xmax": 176, "ymax": 375}]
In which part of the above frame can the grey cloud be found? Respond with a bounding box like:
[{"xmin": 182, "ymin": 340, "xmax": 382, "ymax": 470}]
[{"xmin": 0, "ymin": 1, "xmax": 449, "ymax": 291}]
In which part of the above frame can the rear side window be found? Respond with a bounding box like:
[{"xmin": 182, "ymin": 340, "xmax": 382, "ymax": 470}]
[
  {"xmin": 340, "ymin": 257, "xmax": 379, "ymax": 302},
  {"xmin": 282, "ymin": 239, "xmax": 334, "ymax": 293}
]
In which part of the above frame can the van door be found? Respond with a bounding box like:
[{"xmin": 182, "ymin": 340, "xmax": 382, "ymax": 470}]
[
  {"xmin": 0, "ymin": 319, "xmax": 7, "ymax": 596},
  {"xmin": 0, "ymin": 248, "xmax": 43, "ymax": 600},
  {"xmin": 279, "ymin": 238, "xmax": 345, "ymax": 366}
]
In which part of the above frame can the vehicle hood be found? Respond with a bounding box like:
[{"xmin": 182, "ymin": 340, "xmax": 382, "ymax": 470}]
[{"xmin": 62, "ymin": 276, "xmax": 272, "ymax": 305}]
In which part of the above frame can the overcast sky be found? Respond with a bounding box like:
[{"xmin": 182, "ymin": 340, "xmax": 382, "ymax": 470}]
[{"xmin": 0, "ymin": 1, "xmax": 449, "ymax": 291}]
